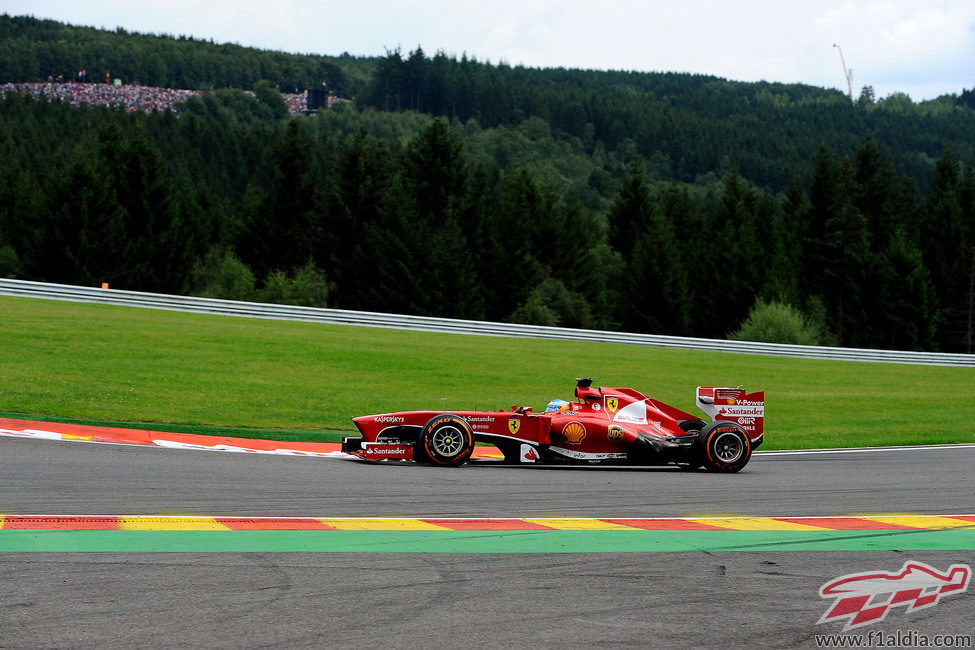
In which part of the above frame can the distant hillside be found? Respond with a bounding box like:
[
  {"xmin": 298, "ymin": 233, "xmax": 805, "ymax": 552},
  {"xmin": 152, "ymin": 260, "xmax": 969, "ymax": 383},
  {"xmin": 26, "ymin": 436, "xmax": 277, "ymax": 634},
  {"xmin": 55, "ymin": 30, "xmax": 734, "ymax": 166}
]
[
  {"xmin": 0, "ymin": 13, "xmax": 371, "ymax": 95},
  {"xmin": 353, "ymin": 47, "xmax": 975, "ymax": 194},
  {"xmin": 1, "ymin": 14, "xmax": 974, "ymax": 352},
  {"xmin": 4, "ymin": 14, "xmax": 974, "ymax": 194}
]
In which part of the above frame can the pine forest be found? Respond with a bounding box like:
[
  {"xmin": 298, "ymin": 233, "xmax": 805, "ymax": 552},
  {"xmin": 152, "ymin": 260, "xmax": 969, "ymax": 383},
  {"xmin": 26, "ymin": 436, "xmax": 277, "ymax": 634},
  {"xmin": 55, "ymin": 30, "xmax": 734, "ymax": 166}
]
[{"xmin": 1, "ymin": 14, "xmax": 974, "ymax": 352}]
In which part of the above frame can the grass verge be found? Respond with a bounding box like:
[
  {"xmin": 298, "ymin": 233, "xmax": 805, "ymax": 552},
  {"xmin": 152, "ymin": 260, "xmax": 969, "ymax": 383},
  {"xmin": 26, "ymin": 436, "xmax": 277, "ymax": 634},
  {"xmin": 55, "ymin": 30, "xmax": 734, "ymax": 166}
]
[{"xmin": 1, "ymin": 295, "xmax": 972, "ymax": 449}]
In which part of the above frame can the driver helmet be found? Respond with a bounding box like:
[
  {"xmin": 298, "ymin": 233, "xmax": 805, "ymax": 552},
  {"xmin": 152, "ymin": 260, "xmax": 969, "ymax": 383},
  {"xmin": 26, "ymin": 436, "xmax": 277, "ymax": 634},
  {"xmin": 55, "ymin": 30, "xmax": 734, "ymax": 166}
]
[{"xmin": 544, "ymin": 398, "xmax": 570, "ymax": 413}]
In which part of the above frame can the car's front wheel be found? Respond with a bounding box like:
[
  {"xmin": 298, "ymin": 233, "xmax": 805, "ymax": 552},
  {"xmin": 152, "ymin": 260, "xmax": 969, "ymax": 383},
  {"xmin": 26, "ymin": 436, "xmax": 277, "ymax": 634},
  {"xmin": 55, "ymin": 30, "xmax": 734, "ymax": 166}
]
[
  {"xmin": 697, "ymin": 421, "xmax": 752, "ymax": 472},
  {"xmin": 418, "ymin": 414, "xmax": 475, "ymax": 467}
]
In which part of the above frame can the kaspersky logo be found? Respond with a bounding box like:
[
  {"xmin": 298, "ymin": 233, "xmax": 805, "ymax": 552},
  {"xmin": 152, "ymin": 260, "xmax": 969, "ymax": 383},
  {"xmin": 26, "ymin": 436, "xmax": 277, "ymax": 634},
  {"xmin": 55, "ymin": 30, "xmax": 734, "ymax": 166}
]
[{"xmin": 817, "ymin": 561, "xmax": 971, "ymax": 631}]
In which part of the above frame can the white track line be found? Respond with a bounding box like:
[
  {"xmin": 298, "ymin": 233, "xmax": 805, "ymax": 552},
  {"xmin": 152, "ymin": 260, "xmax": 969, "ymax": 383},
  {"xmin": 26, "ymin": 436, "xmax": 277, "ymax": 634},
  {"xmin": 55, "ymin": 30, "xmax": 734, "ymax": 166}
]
[
  {"xmin": 756, "ymin": 443, "xmax": 975, "ymax": 456},
  {"xmin": 3, "ymin": 427, "xmax": 973, "ymax": 457}
]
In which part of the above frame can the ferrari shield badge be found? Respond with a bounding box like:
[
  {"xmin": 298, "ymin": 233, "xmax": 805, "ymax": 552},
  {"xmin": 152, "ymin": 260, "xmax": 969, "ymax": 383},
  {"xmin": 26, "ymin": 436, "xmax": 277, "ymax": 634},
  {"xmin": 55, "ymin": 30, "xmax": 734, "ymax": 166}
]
[
  {"xmin": 607, "ymin": 397, "xmax": 619, "ymax": 413},
  {"xmin": 508, "ymin": 419, "xmax": 520, "ymax": 435}
]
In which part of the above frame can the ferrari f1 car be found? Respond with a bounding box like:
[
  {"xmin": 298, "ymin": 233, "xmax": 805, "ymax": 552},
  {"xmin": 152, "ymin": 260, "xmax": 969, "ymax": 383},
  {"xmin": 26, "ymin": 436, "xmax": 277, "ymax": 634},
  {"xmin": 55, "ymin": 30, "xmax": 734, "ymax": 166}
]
[{"xmin": 342, "ymin": 379, "xmax": 764, "ymax": 472}]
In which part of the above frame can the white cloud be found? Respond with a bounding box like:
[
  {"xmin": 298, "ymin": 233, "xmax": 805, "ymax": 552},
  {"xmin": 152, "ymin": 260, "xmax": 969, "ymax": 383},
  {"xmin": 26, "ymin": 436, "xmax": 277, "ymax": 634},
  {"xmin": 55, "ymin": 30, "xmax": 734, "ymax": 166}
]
[{"xmin": 810, "ymin": 1, "xmax": 975, "ymax": 96}]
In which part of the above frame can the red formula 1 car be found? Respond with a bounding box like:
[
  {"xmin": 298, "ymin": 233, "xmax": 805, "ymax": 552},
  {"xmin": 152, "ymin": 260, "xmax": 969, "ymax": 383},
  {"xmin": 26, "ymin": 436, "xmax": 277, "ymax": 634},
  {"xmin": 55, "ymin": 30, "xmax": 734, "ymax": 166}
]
[{"xmin": 342, "ymin": 379, "xmax": 764, "ymax": 472}]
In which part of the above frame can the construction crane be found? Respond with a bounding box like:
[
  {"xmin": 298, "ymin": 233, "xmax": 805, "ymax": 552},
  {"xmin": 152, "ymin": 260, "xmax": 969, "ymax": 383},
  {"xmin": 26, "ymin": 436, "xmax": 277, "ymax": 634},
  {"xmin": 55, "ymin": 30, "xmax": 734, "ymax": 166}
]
[{"xmin": 833, "ymin": 43, "xmax": 854, "ymax": 101}]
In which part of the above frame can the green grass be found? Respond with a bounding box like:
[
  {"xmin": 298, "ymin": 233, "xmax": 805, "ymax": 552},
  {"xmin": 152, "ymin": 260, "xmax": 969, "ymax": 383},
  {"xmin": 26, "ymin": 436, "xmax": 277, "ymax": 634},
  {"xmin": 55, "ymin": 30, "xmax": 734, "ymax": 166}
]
[{"xmin": 1, "ymin": 295, "xmax": 972, "ymax": 449}]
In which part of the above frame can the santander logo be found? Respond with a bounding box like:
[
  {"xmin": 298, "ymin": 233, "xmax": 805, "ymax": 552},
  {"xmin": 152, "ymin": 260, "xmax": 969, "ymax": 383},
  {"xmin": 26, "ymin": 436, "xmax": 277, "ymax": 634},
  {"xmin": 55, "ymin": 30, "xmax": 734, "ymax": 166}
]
[{"xmin": 817, "ymin": 561, "xmax": 971, "ymax": 630}]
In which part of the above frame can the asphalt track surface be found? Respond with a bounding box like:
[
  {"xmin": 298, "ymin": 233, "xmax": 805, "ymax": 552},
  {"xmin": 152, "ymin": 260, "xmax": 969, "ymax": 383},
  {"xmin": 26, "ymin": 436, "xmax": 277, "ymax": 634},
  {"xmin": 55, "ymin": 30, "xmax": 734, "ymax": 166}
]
[{"xmin": 2, "ymin": 436, "xmax": 973, "ymax": 648}]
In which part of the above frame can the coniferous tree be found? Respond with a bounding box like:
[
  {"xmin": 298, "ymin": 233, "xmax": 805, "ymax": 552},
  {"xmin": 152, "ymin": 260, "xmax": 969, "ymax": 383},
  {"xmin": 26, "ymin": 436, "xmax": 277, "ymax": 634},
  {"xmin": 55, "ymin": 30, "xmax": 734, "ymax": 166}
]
[
  {"xmin": 0, "ymin": 158, "xmax": 37, "ymax": 278},
  {"xmin": 243, "ymin": 119, "xmax": 319, "ymax": 277},
  {"xmin": 400, "ymin": 118, "xmax": 483, "ymax": 316},
  {"xmin": 483, "ymin": 167, "xmax": 546, "ymax": 318},
  {"xmin": 764, "ymin": 177, "xmax": 807, "ymax": 305},
  {"xmin": 606, "ymin": 157, "xmax": 651, "ymax": 261},
  {"xmin": 546, "ymin": 193, "xmax": 601, "ymax": 295},
  {"xmin": 802, "ymin": 146, "xmax": 837, "ymax": 302},
  {"xmin": 827, "ymin": 158, "xmax": 872, "ymax": 346},
  {"xmin": 404, "ymin": 47, "xmax": 428, "ymax": 112},
  {"xmin": 330, "ymin": 129, "xmax": 394, "ymax": 307},
  {"xmin": 111, "ymin": 125, "xmax": 188, "ymax": 291},
  {"xmin": 959, "ymin": 165, "xmax": 975, "ymax": 352},
  {"xmin": 878, "ymin": 229, "xmax": 938, "ymax": 350},
  {"xmin": 700, "ymin": 167, "xmax": 764, "ymax": 334},
  {"xmin": 43, "ymin": 140, "xmax": 127, "ymax": 285},
  {"xmin": 401, "ymin": 117, "xmax": 472, "ymax": 230},
  {"xmin": 425, "ymin": 216, "xmax": 484, "ymax": 318},
  {"xmin": 804, "ymin": 147, "xmax": 871, "ymax": 346},
  {"xmin": 352, "ymin": 181, "xmax": 426, "ymax": 315},
  {"xmin": 654, "ymin": 182, "xmax": 708, "ymax": 331},
  {"xmin": 7, "ymin": 15, "xmax": 975, "ymax": 349},
  {"xmin": 922, "ymin": 147, "xmax": 969, "ymax": 350},
  {"xmin": 354, "ymin": 119, "xmax": 484, "ymax": 318},
  {"xmin": 854, "ymin": 133, "xmax": 900, "ymax": 253},
  {"xmin": 627, "ymin": 205, "xmax": 691, "ymax": 334}
]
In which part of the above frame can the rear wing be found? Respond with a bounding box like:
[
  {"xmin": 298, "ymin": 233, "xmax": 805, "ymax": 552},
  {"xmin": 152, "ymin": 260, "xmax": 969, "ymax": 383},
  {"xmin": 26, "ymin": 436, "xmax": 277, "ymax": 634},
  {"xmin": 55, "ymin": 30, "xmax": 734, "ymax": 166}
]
[{"xmin": 696, "ymin": 387, "xmax": 765, "ymax": 437}]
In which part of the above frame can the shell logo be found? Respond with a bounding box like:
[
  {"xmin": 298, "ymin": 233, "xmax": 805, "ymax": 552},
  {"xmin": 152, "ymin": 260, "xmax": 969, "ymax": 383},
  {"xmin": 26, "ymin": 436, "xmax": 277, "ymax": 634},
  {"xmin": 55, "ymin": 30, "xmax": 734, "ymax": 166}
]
[{"xmin": 562, "ymin": 421, "xmax": 586, "ymax": 444}]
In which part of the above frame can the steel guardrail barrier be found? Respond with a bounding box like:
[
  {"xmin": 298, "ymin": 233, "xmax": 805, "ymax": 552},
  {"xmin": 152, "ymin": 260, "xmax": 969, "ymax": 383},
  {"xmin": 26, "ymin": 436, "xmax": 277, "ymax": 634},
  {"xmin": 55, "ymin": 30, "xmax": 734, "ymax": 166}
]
[{"xmin": 2, "ymin": 278, "xmax": 973, "ymax": 366}]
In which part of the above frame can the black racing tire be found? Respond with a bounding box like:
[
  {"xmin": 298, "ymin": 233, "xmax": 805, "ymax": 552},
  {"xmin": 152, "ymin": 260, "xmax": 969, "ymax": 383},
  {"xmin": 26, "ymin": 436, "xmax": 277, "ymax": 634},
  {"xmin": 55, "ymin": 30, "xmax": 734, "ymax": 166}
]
[
  {"xmin": 419, "ymin": 414, "xmax": 475, "ymax": 467},
  {"xmin": 697, "ymin": 421, "xmax": 752, "ymax": 473}
]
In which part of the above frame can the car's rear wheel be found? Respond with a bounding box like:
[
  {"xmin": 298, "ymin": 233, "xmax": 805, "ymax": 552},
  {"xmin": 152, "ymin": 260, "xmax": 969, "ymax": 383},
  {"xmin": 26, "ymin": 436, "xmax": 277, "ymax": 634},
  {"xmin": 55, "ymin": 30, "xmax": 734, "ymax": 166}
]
[
  {"xmin": 419, "ymin": 414, "xmax": 475, "ymax": 467},
  {"xmin": 697, "ymin": 421, "xmax": 752, "ymax": 473}
]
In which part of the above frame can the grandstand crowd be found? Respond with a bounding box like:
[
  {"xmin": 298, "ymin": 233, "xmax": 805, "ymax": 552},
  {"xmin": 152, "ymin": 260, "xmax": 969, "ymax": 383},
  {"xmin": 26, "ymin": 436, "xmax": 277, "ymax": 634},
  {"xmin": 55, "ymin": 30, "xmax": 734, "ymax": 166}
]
[{"xmin": 0, "ymin": 81, "xmax": 310, "ymax": 114}]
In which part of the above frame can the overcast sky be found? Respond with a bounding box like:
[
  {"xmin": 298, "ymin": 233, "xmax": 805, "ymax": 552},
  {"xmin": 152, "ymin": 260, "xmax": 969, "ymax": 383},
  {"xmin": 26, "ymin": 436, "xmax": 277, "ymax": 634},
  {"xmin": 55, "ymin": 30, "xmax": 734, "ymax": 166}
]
[{"xmin": 4, "ymin": 1, "xmax": 974, "ymax": 101}]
